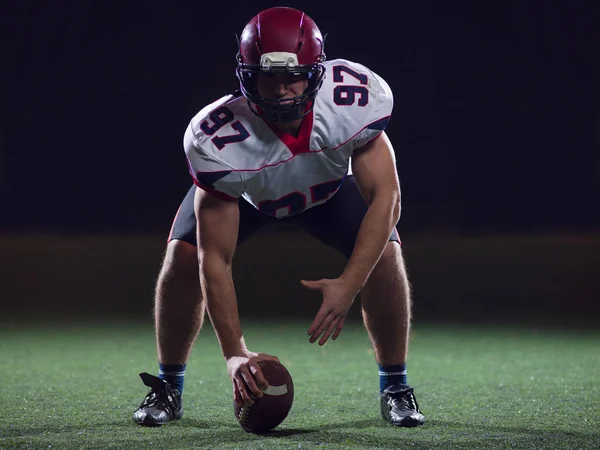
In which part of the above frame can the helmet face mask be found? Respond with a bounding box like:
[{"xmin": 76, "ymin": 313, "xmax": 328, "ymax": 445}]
[
  {"xmin": 236, "ymin": 60, "xmax": 325, "ymax": 123},
  {"xmin": 235, "ymin": 7, "xmax": 326, "ymax": 123}
]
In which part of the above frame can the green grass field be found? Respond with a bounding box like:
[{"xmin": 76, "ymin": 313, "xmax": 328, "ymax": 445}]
[{"xmin": 0, "ymin": 318, "xmax": 598, "ymax": 449}]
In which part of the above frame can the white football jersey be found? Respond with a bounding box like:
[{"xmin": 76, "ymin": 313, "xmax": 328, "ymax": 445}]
[{"xmin": 184, "ymin": 58, "xmax": 393, "ymax": 218}]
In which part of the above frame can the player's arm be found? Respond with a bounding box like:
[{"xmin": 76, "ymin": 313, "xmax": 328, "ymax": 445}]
[
  {"xmin": 194, "ymin": 186, "xmax": 244, "ymax": 357},
  {"xmin": 303, "ymin": 132, "xmax": 401, "ymax": 345},
  {"xmin": 343, "ymin": 131, "xmax": 401, "ymax": 290},
  {"xmin": 194, "ymin": 187, "xmax": 277, "ymax": 405}
]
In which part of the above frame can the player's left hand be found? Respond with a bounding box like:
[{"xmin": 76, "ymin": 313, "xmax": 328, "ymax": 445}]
[{"xmin": 301, "ymin": 277, "xmax": 359, "ymax": 345}]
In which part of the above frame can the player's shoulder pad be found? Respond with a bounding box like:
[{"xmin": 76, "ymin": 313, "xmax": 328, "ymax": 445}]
[
  {"xmin": 185, "ymin": 92, "xmax": 271, "ymax": 169},
  {"xmin": 316, "ymin": 58, "xmax": 393, "ymax": 143},
  {"xmin": 183, "ymin": 93, "xmax": 248, "ymax": 200},
  {"xmin": 185, "ymin": 93, "xmax": 244, "ymax": 162}
]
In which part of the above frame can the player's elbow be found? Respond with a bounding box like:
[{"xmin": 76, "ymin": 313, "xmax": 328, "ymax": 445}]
[
  {"xmin": 371, "ymin": 188, "xmax": 401, "ymax": 224},
  {"xmin": 391, "ymin": 192, "xmax": 401, "ymax": 224},
  {"xmin": 199, "ymin": 250, "xmax": 232, "ymax": 281},
  {"xmin": 377, "ymin": 184, "xmax": 401, "ymax": 224},
  {"xmin": 198, "ymin": 255, "xmax": 233, "ymax": 301}
]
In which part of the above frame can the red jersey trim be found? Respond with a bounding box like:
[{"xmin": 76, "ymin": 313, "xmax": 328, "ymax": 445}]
[
  {"xmin": 186, "ymin": 155, "xmax": 238, "ymax": 201},
  {"xmin": 263, "ymin": 108, "xmax": 314, "ymax": 156},
  {"xmin": 361, "ymin": 130, "xmax": 384, "ymax": 148},
  {"xmin": 192, "ymin": 178, "xmax": 238, "ymax": 201}
]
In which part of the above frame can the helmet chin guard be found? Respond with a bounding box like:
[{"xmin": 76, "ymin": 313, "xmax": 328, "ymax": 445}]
[{"xmin": 235, "ymin": 7, "xmax": 326, "ymax": 123}]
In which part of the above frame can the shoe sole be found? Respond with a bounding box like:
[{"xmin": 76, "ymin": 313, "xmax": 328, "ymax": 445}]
[
  {"xmin": 133, "ymin": 411, "xmax": 183, "ymax": 426},
  {"xmin": 396, "ymin": 418, "xmax": 425, "ymax": 427},
  {"xmin": 388, "ymin": 415, "xmax": 426, "ymax": 427}
]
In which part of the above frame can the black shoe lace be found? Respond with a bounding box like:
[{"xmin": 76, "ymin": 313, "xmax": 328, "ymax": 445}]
[
  {"xmin": 390, "ymin": 387, "xmax": 420, "ymax": 413},
  {"xmin": 139, "ymin": 383, "xmax": 179, "ymax": 414}
]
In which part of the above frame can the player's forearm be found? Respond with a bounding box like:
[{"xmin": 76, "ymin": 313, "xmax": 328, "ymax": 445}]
[
  {"xmin": 200, "ymin": 258, "xmax": 248, "ymax": 358},
  {"xmin": 340, "ymin": 194, "xmax": 400, "ymax": 292}
]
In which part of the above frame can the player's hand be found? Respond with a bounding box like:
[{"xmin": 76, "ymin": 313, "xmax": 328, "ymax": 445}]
[
  {"xmin": 301, "ymin": 277, "xmax": 359, "ymax": 346},
  {"xmin": 226, "ymin": 351, "xmax": 279, "ymax": 407}
]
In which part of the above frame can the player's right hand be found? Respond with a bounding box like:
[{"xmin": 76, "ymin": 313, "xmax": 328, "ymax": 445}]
[{"xmin": 226, "ymin": 351, "xmax": 280, "ymax": 407}]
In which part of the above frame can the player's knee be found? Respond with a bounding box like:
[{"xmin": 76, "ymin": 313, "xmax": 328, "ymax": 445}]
[
  {"xmin": 380, "ymin": 240, "xmax": 402, "ymax": 264},
  {"xmin": 160, "ymin": 239, "xmax": 199, "ymax": 280}
]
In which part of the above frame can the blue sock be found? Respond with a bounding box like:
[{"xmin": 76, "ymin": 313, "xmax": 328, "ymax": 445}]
[
  {"xmin": 158, "ymin": 363, "xmax": 186, "ymax": 394},
  {"xmin": 378, "ymin": 363, "xmax": 407, "ymax": 392}
]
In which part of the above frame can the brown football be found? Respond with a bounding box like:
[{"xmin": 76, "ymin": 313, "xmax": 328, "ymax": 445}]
[{"xmin": 233, "ymin": 360, "xmax": 294, "ymax": 433}]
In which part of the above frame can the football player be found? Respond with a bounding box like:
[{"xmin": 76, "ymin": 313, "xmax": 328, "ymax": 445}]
[{"xmin": 133, "ymin": 6, "xmax": 425, "ymax": 428}]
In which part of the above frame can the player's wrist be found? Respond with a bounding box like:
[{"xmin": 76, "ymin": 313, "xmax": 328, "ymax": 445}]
[
  {"xmin": 222, "ymin": 338, "xmax": 250, "ymax": 359},
  {"xmin": 338, "ymin": 271, "xmax": 366, "ymax": 294}
]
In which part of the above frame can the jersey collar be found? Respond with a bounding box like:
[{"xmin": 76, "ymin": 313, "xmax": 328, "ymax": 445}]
[{"xmin": 261, "ymin": 103, "xmax": 314, "ymax": 156}]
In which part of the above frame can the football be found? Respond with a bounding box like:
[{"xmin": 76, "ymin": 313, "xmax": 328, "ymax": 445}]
[{"xmin": 234, "ymin": 360, "xmax": 294, "ymax": 433}]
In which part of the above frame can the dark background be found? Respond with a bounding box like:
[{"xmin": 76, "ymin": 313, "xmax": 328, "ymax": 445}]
[{"xmin": 1, "ymin": 0, "xmax": 599, "ymax": 323}]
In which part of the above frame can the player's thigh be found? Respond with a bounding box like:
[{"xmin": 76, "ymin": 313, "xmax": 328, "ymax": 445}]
[
  {"xmin": 167, "ymin": 185, "xmax": 198, "ymax": 246},
  {"xmin": 167, "ymin": 185, "xmax": 274, "ymax": 248},
  {"xmin": 295, "ymin": 176, "xmax": 400, "ymax": 259}
]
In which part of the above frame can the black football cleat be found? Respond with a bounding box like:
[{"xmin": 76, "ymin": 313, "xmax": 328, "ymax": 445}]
[
  {"xmin": 380, "ymin": 384, "xmax": 425, "ymax": 427},
  {"xmin": 132, "ymin": 372, "xmax": 183, "ymax": 426}
]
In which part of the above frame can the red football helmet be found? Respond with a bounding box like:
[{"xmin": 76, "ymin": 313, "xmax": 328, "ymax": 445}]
[{"xmin": 236, "ymin": 7, "xmax": 326, "ymax": 123}]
